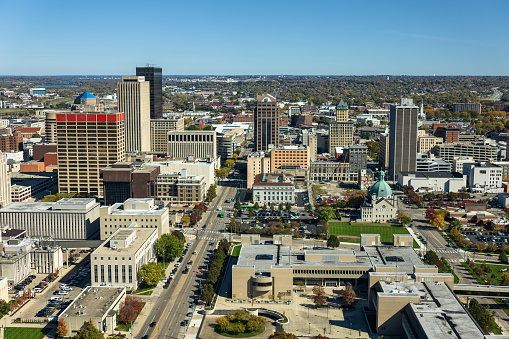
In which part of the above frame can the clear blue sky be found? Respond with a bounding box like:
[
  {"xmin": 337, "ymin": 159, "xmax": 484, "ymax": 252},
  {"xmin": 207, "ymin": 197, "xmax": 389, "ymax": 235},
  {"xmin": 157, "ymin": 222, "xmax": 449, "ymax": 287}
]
[{"xmin": 1, "ymin": 0, "xmax": 508, "ymax": 75}]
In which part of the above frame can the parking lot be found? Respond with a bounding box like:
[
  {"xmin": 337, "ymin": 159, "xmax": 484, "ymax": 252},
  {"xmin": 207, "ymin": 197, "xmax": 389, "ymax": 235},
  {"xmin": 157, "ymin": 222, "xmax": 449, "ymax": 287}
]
[
  {"xmin": 15, "ymin": 250, "xmax": 92, "ymax": 321},
  {"xmin": 462, "ymin": 230, "xmax": 509, "ymax": 248}
]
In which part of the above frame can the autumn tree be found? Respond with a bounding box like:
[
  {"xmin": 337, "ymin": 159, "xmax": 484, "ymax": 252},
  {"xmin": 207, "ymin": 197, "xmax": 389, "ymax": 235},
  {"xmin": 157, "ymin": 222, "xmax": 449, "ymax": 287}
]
[
  {"xmin": 397, "ymin": 212, "xmax": 412, "ymax": 227},
  {"xmin": 502, "ymin": 273, "xmax": 509, "ymax": 286},
  {"xmin": 56, "ymin": 318, "xmax": 68, "ymax": 338},
  {"xmin": 268, "ymin": 331, "xmax": 299, "ymax": 339},
  {"xmin": 312, "ymin": 283, "xmax": 327, "ymax": 307},
  {"xmin": 327, "ymin": 235, "xmax": 340, "ymax": 248},
  {"xmin": 138, "ymin": 262, "xmax": 165, "ymax": 287},
  {"xmin": 341, "ymin": 282, "xmax": 356, "ymax": 308},
  {"xmin": 75, "ymin": 319, "xmax": 104, "ymax": 339},
  {"xmin": 429, "ymin": 214, "xmax": 445, "ymax": 229}
]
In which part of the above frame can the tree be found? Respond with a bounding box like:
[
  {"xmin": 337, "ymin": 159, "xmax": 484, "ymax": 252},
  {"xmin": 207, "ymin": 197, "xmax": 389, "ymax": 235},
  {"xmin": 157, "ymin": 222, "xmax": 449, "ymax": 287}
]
[
  {"xmin": 468, "ymin": 298, "xmax": 497, "ymax": 334},
  {"xmin": 56, "ymin": 318, "xmax": 67, "ymax": 338},
  {"xmin": 475, "ymin": 242, "xmax": 487, "ymax": 252},
  {"xmin": 285, "ymin": 202, "xmax": 292, "ymax": 211},
  {"xmin": 306, "ymin": 204, "xmax": 313, "ymax": 211},
  {"xmin": 225, "ymin": 159, "xmax": 235, "ymax": 169},
  {"xmin": 318, "ymin": 206, "xmax": 335, "ymax": 222},
  {"xmin": 156, "ymin": 233, "xmax": 184, "ymax": 261},
  {"xmin": 312, "ymin": 283, "xmax": 327, "ymax": 307},
  {"xmin": 138, "ymin": 262, "xmax": 165, "ymax": 287},
  {"xmin": 216, "ymin": 316, "xmax": 230, "ymax": 333},
  {"xmin": 172, "ymin": 230, "xmax": 185, "ymax": 243},
  {"xmin": 270, "ymin": 204, "xmax": 275, "ymax": 211},
  {"xmin": 425, "ymin": 207, "xmax": 436, "ymax": 220},
  {"xmin": 75, "ymin": 319, "xmax": 104, "ymax": 339},
  {"xmin": 327, "ymin": 235, "xmax": 340, "ymax": 248},
  {"xmin": 342, "ymin": 282, "xmax": 356, "ymax": 307},
  {"xmin": 234, "ymin": 201, "xmax": 241, "ymax": 210},
  {"xmin": 502, "ymin": 272, "xmax": 509, "ymax": 286},
  {"xmin": 397, "ymin": 212, "xmax": 412, "ymax": 227},
  {"xmin": 248, "ymin": 208, "xmax": 254, "ymax": 218},
  {"xmin": 429, "ymin": 214, "xmax": 445, "ymax": 229},
  {"xmin": 268, "ymin": 331, "xmax": 298, "ymax": 339},
  {"xmin": 253, "ymin": 202, "xmax": 260, "ymax": 210},
  {"xmin": 278, "ymin": 204, "xmax": 284, "ymax": 211}
]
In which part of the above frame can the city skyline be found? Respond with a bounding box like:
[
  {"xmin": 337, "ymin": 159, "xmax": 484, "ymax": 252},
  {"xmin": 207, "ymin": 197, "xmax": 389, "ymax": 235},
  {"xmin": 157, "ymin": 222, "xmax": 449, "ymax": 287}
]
[{"xmin": 1, "ymin": 0, "xmax": 508, "ymax": 76}]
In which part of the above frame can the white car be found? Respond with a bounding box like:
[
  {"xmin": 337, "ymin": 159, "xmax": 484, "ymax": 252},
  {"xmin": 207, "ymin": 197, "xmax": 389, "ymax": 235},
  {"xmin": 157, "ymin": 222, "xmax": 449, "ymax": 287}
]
[
  {"xmin": 170, "ymin": 273, "xmax": 175, "ymax": 278},
  {"xmin": 33, "ymin": 287, "xmax": 42, "ymax": 293},
  {"xmin": 193, "ymin": 251, "xmax": 197, "ymax": 255},
  {"xmin": 61, "ymin": 287, "xmax": 73, "ymax": 291},
  {"xmin": 58, "ymin": 290, "xmax": 69, "ymax": 295},
  {"xmin": 175, "ymin": 263, "xmax": 180, "ymax": 267}
]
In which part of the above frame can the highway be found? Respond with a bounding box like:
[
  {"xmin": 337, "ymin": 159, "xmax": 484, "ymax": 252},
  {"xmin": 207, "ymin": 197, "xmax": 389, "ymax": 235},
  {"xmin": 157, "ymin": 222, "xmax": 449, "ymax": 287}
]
[{"xmin": 137, "ymin": 182, "xmax": 237, "ymax": 339}]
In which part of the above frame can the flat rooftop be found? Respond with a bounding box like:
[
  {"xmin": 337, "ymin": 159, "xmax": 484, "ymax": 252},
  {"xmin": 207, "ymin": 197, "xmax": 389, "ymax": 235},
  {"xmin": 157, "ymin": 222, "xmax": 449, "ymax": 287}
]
[
  {"xmin": 399, "ymin": 171, "xmax": 464, "ymax": 179},
  {"xmin": 364, "ymin": 246, "xmax": 423, "ymax": 274},
  {"xmin": 104, "ymin": 203, "xmax": 166, "ymax": 216},
  {"xmin": 0, "ymin": 198, "xmax": 97, "ymax": 213},
  {"xmin": 93, "ymin": 228, "xmax": 157, "ymax": 256},
  {"xmin": 61, "ymin": 286, "xmax": 125, "ymax": 319}
]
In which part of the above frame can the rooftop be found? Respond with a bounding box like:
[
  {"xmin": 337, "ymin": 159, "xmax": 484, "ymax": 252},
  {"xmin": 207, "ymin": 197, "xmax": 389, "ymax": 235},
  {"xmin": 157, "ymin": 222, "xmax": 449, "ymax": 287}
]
[
  {"xmin": 0, "ymin": 198, "xmax": 98, "ymax": 213},
  {"xmin": 60, "ymin": 286, "xmax": 125, "ymax": 319},
  {"xmin": 253, "ymin": 173, "xmax": 294, "ymax": 187},
  {"xmin": 93, "ymin": 227, "xmax": 157, "ymax": 256},
  {"xmin": 399, "ymin": 171, "xmax": 464, "ymax": 179}
]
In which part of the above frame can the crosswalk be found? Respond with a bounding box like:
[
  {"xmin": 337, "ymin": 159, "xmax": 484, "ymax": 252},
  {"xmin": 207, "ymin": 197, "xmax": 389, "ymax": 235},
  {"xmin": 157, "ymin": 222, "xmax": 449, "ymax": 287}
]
[{"xmin": 434, "ymin": 249, "xmax": 460, "ymax": 254}]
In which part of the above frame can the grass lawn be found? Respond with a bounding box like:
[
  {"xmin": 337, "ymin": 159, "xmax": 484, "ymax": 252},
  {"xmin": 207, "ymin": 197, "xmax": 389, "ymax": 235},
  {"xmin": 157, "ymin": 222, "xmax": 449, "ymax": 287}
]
[
  {"xmin": 5, "ymin": 327, "xmax": 50, "ymax": 339},
  {"xmin": 464, "ymin": 261, "xmax": 509, "ymax": 285},
  {"xmin": 215, "ymin": 323, "xmax": 265, "ymax": 338},
  {"xmin": 137, "ymin": 290, "xmax": 153, "ymax": 296},
  {"xmin": 329, "ymin": 222, "xmax": 419, "ymax": 248},
  {"xmin": 159, "ymin": 261, "xmax": 171, "ymax": 269},
  {"xmin": 231, "ymin": 245, "xmax": 241, "ymax": 257}
]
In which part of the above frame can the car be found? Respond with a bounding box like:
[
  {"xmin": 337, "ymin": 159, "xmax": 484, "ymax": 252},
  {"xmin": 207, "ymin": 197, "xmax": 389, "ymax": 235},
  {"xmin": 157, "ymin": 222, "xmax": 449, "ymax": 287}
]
[
  {"xmin": 187, "ymin": 312, "xmax": 193, "ymax": 317},
  {"xmin": 61, "ymin": 287, "xmax": 73, "ymax": 291},
  {"xmin": 170, "ymin": 273, "xmax": 174, "ymax": 278},
  {"xmin": 193, "ymin": 251, "xmax": 197, "ymax": 255},
  {"xmin": 150, "ymin": 321, "xmax": 156, "ymax": 327},
  {"xmin": 58, "ymin": 291, "xmax": 69, "ymax": 295},
  {"xmin": 175, "ymin": 263, "xmax": 180, "ymax": 267}
]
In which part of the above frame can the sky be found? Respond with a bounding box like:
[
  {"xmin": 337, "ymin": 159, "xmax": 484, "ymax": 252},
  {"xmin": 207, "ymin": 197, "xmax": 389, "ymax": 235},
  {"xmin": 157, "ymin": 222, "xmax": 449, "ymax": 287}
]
[{"xmin": 1, "ymin": 0, "xmax": 508, "ymax": 76}]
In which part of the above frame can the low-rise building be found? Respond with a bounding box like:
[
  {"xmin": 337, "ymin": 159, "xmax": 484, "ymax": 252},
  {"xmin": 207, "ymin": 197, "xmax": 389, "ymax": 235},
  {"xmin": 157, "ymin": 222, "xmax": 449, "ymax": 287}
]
[
  {"xmin": 398, "ymin": 172, "xmax": 467, "ymax": 193},
  {"xmin": 155, "ymin": 170, "xmax": 206, "ymax": 204},
  {"xmin": 147, "ymin": 158, "xmax": 216, "ymax": 190},
  {"xmin": 416, "ymin": 154, "xmax": 451, "ymax": 172},
  {"xmin": 91, "ymin": 227, "xmax": 158, "ymax": 290},
  {"xmin": 252, "ymin": 173, "xmax": 295, "ymax": 205},
  {"xmin": 269, "ymin": 146, "xmax": 310, "ymax": 172},
  {"xmin": 0, "ymin": 198, "xmax": 100, "ymax": 239},
  {"xmin": 60, "ymin": 286, "xmax": 127, "ymax": 336},
  {"xmin": 464, "ymin": 162, "xmax": 503, "ymax": 193},
  {"xmin": 417, "ymin": 135, "xmax": 443, "ymax": 153},
  {"xmin": 150, "ymin": 117, "xmax": 185, "ymax": 154},
  {"xmin": 435, "ymin": 142, "xmax": 498, "ymax": 162},
  {"xmin": 309, "ymin": 160, "xmax": 350, "ymax": 183},
  {"xmin": 247, "ymin": 152, "xmax": 271, "ymax": 189},
  {"xmin": 100, "ymin": 198, "xmax": 169, "ymax": 240}
]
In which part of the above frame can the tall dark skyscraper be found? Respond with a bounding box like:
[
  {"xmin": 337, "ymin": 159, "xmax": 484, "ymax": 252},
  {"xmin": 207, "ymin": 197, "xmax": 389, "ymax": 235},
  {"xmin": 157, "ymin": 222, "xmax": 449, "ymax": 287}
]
[
  {"xmin": 254, "ymin": 94, "xmax": 280, "ymax": 152},
  {"xmin": 388, "ymin": 98, "xmax": 418, "ymax": 180},
  {"xmin": 136, "ymin": 65, "xmax": 163, "ymax": 119}
]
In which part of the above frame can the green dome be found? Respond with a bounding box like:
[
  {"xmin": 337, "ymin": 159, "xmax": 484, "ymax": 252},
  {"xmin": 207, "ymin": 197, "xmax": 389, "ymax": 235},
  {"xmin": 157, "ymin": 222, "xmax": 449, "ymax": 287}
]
[{"xmin": 370, "ymin": 170, "xmax": 392, "ymax": 198}]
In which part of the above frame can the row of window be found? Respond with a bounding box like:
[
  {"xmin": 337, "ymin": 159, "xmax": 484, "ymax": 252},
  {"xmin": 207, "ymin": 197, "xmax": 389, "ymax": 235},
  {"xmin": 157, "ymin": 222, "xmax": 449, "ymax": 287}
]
[
  {"xmin": 293, "ymin": 269, "xmax": 368, "ymax": 275},
  {"xmin": 94, "ymin": 264, "xmax": 132, "ymax": 284}
]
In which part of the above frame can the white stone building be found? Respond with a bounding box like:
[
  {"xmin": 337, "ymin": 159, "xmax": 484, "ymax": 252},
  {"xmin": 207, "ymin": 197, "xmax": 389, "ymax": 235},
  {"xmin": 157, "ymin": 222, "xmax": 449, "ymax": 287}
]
[
  {"xmin": 252, "ymin": 173, "xmax": 295, "ymax": 205},
  {"xmin": 463, "ymin": 162, "xmax": 503, "ymax": 193},
  {"xmin": 398, "ymin": 172, "xmax": 467, "ymax": 193},
  {"xmin": 361, "ymin": 171, "xmax": 398, "ymax": 223}
]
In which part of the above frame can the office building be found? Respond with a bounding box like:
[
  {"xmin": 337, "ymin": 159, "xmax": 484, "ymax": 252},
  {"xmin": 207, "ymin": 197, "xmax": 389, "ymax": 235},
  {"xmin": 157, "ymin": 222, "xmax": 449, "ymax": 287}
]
[
  {"xmin": 0, "ymin": 153, "xmax": 10, "ymax": 208},
  {"xmin": 31, "ymin": 244, "xmax": 64, "ymax": 274},
  {"xmin": 155, "ymin": 170, "xmax": 206, "ymax": 204},
  {"xmin": 136, "ymin": 66, "xmax": 163, "ymax": 119},
  {"xmin": 44, "ymin": 111, "xmax": 57, "ymax": 143},
  {"xmin": 147, "ymin": 158, "xmax": 216, "ymax": 190},
  {"xmin": 388, "ymin": 99, "xmax": 419, "ymax": 180},
  {"xmin": 453, "ymin": 103, "xmax": 481, "ymax": 114},
  {"xmin": 0, "ymin": 198, "xmax": 100, "ymax": 239},
  {"xmin": 435, "ymin": 142, "xmax": 498, "ymax": 162},
  {"xmin": 117, "ymin": 76, "xmax": 150, "ymax": 153},
  {"xmin": 0, "ymin": 131, "xmax": 22, "ymax": 152},
  {"xmin": 379, "ymin": 133, "xmax": 389, "ymax": 169},
  {"xmin": 57, "ymin": 102, "xmax": 125, "ymax": 196},
  {"xmin": 398, "ymin": 172, "xmax": 467, "ymax": 193},
  {"xmin": 269, "ymin": 146, "xmax": 309, "ymax": 172},
  {"xmin": 232, "ymin": 234, "xmax": 453, "ymax": 305},
  {"xmin": 464, "ymin": 162, "xmax": 503, "ymax": 193},
  {"xmin": 417, "ymin": 135, "xmax": 442, "ymax": 153},
  {"xmin": 309, "ymin": 160, "xmax": 350, "ymax": 183},
  {"xmin": 167, "ymin": 130, "xmax": 216, "ymax": 160},
  {"xmin": 254, "ymin": 94, "xmax": 280, "ymax": 152},
  {"xmin": 329, "ymin": 122, "xmax": 354, "ymax": 156},
  {"xmin": 101, "ymin": 162, "xmax": 160, "ymax": 206},
  {"xmin": 348, "ymin": 144, "xmax": 368, "ymax": 176},
  {"xmin": 335, "ymin": 99, "xmax": 348, "ymax": 122},
  {"xmin": 10, "ymin": 171, "xmax": 58, "ymax": 202},
  {"xmin": 92, "ymin": 227, "xmax": 158, "ymax": 290},
  {"xmin": 434, "ymin": 125, "xmax": 460, "ymax": 143},
  {"xmin": 247, "ymin": 152, "xmax": 271, "ymax": 189},
  {"xmin": 150, "ymin": 117, "xmax": 185, "ymax": 153},
  {"xmin": 30, "ymin": 88, "xmax": 46, "ymax": 96},
  {"xmin": 252, "ymin": 173, "xmax": 295, "ymax": 205},
  {"xmin": 360, "ymin": 171, "xmax": 398, "ymax": 222},
  {"xmin": 416, "ymin": 154, "xmax": 451, "ymax": 172},
  {"xmin": 301, "ymin": 130, "xmax": 317, "ymax": 161},
  {"xmin": 452, "ymin": 157, "xmax": 475, "ymax": 173},
  {"xmin": 216, "ymin": 132, "xmax": 237, "ymax": 160},
  {"xmin": 60, "ymin": 286, "xmax": 127, "ymax": 336},
  {"xmin": 100, "ymin": 198, "xmax": 169, "ymax": 240}
]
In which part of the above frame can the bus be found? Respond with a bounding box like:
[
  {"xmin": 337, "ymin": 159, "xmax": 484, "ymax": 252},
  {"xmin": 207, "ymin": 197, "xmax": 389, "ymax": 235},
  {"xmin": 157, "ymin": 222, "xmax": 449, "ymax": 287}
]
[{"xmin": 220, "ymin": 211, "xmax": 225, "ymax": 218}]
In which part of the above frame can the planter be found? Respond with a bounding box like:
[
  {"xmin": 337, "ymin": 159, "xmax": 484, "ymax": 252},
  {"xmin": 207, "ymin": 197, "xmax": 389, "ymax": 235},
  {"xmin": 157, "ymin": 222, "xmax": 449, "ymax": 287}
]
[
  {"xmin": 204, "ymin": 306, "xmax": 215, "ymax": 315},
  {"xmin": 246, "ymin": 308, "xmax": 258, "ymax": 316}
]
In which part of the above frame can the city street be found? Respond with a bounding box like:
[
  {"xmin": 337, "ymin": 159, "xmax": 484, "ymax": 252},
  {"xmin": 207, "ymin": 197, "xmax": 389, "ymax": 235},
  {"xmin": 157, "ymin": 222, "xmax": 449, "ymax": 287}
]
[{"xmin": 137, "ymin": 183, "xmax": 237, "ymax": 339}]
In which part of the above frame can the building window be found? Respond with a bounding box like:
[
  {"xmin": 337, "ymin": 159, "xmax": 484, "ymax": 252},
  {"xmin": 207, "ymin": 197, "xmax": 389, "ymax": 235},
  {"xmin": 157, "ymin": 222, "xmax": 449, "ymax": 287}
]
[
  {"xmin": 94, "ymin": 265, "xmax": 98, "ymax": 283},
  {"xmin": 108, "ymin": 265, "xmax": 112, "ymax": 283},
  {"xmin": 128, "ymin": 265, "xmax": 132, "ymax": 283},
  {"xmin": 114, "ymin": 265, "xmax": 119, "ymax": 283},
  {"xmin": 100, "ymin": 265, "xmax": 105, "ymax": 283},
  {"xmin": 122, "ymin": 265, "xmax": 126, "ymax": 283}
]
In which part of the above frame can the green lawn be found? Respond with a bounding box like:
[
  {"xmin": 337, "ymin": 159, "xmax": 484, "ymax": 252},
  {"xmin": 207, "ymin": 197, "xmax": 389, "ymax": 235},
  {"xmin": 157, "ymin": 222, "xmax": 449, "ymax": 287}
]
[
  {"xmin": 231, "ymin": 245, "xmax": 241, "ymax": 257},
  {"xmin": 494, "ymin": 298, "xmax": 509, "ymax": 317},
  {"xmin": 329, "ymin": 222, "xmax": 419, "ymax": 248},
  {"xmin": 5, "ymin": 327, "xmax": 50, "ymax": 339},
  {"xmin": 159, "ymin": 261, "xmax": 171, "ymax": 269},
  {"xmin": 464, "ymin": 261, "xmax": 509, "ymax": 285}
]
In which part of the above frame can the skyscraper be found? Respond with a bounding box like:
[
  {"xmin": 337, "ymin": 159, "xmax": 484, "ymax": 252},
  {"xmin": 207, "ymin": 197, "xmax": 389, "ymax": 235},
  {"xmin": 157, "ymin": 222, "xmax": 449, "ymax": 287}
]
[
  {"xmin": 254, "ymin": 94, "xmax": 280, "ymax": 152},
  {"xmin": 57, "ymin": 94, "xmax": 125, "ymax": 196},
  {"xmin": 329, "ymin": 122, "xmax": 354, "ymax": 157},
  {"xmin": 117, "ymin": 76, "xmax": 150, "ymax": 153},
  {"xmin": 136, "ymin": 66, "xmax": 163, "ymax": 119},
  {"xmin": 388, "ymin": 98, "xmax": 418, "ymax": 180},
  {"xmin": 336, "ymin": 99, "xmax": 348, "ymax": 122}
]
